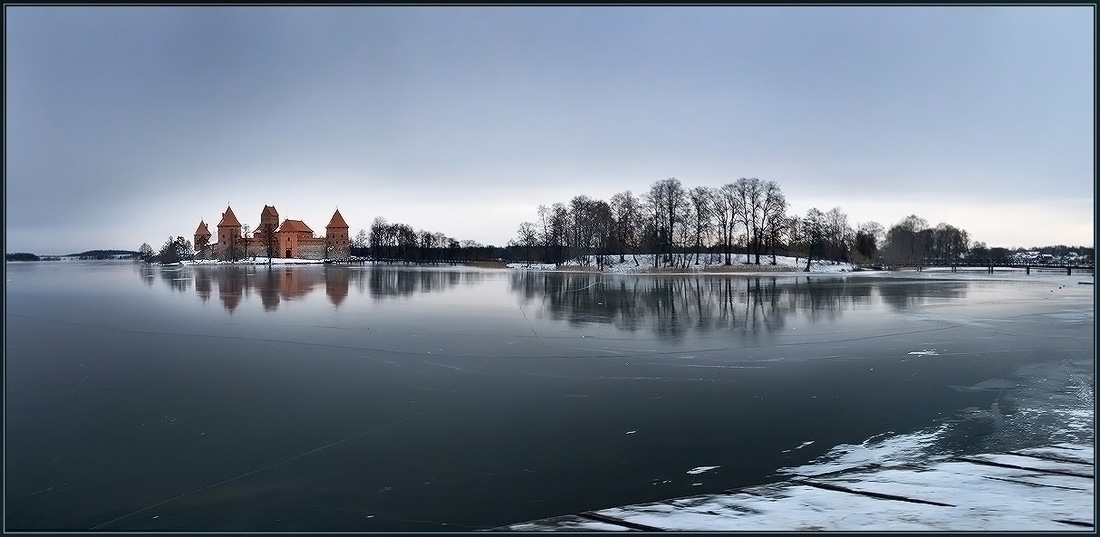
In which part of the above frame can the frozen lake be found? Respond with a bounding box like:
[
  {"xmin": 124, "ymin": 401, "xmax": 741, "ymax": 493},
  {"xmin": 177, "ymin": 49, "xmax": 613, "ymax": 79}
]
[{"xmin": 5, "ymin": 261, "xmax": 1094, "ymax": 531}]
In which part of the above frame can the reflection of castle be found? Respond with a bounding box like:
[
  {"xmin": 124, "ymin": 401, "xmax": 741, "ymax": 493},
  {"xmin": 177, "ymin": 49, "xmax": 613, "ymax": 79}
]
[
  {"xmin": 148, "ymin": 265, "xmax": 484, "ymax": 312},
  {"xmin": 194, "ymin": 205, "xmax": 350, "ymax": 259},
  {"xmin": 209, "ymin": 268, "xmax": 327, "ymax": 312}
]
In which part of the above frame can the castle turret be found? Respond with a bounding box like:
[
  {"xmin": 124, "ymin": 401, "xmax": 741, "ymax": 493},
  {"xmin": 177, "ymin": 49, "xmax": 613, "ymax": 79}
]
[
  {"xmin": 194, "ymin": 220, "xmax": 211, "ymax": 251},
  {"xmin": 259, "ymin": 205, "xmax": 279, "ymax": 230},
  {"xmin": 325, "ymin": 209, "xmax": 350, "ymax": 257},
  {"xmin": 256, "ymin": 205, "xmax": 280, "ymax": 256},
  {"xmin": 216, "ymin": 206, "xmax": 242, "ymax": 258}
]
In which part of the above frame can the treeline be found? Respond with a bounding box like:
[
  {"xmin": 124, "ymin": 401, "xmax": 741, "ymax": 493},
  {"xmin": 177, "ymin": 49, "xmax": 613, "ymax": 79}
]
[
  {"xmin": 1015, "ymin": 245, "xmax": 1094, "ymax": 258},
  {"xmin": 6, "ymin": 251, "xmax": 140, "ymax": 262},
  {"xmin": 359, "ymin": 217, "xmax": 518, "ymax": 263},
  {"xmin": 507, "ymin": 177, "xmax": 1094, "ymax": 269},
  {"xmin": 511, "ymin": 177, "xmax": 904, "ymax": 269},
  {"xmin": 136, "ymin": 237, "xmax": 193, "ymax": 264},
  {"xmin": 69, "ymin": 249, "xmax": 139, "ymax": 259}
]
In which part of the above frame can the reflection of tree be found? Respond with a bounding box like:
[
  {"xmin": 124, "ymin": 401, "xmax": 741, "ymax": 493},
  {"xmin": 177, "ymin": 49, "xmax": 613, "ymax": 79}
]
[
  {"xmin": 136, "ymin": 263, "xmax": 155, "ymax": 286},
  {"xmin": 876, "ymin": 279, "xmax": 968, "ymax": 312},
  {"xmin": 366, "ymin": 268, "xmax": 484, "ymax": 300},
  {"xmin": 158, "ymin": 266, "xmax": 190, "ymax": 293},
  {"xmin": 195, "ymin": 269, "xmax": 212, "ymax": 304},
  {"xmin": 508, "ymin": 273, "xmax": 967, "ymax": 340}
]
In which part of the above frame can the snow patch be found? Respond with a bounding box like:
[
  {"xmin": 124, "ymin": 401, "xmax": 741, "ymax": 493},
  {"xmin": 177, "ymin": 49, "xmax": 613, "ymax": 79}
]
[
  {"xmin": 184, "ymin": 258, "xmax": 325, "ymax": 266},
  {"xmin": 907, "ymin": 350, "xmax": 939, "ymax": 356},
  {"xmin": 508, "ymin": 254, "xmax": 855, "ymax": 274},
  {"xmin": 686, "ymin": 466, "xmax": 719, "ymax": 475}
]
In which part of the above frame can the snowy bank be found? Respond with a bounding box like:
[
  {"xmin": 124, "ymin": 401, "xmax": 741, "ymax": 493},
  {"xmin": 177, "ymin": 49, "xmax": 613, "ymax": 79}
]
[
  {"xmin": 509, "ymin": 254, "xmax": 855, "ymax": 274},
  {"xmin": 503, "ymin": 440, "xmax": 1093, "ymax": 532},
  {"xmin": 182, "ymin": 257, "xmax": 325, "ymax": 266}
]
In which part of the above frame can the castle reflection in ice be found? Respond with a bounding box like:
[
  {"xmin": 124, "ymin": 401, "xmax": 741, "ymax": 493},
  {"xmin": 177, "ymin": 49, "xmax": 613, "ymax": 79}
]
[{"xmin": 139, "ymin": 264, "xmax": 487, "ymax": 312}]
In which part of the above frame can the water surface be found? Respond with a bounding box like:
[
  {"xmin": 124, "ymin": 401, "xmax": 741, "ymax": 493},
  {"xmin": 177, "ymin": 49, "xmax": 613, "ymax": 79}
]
[{"xmin": 5, "ymin": 262, "xmax": 1093, "ymax": 531}]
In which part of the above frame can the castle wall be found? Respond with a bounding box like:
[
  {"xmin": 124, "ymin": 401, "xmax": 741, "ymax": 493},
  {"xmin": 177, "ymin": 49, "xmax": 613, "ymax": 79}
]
[{"xmin": 297, "ymin": 244, "xmax": 327, "ymax": 260}]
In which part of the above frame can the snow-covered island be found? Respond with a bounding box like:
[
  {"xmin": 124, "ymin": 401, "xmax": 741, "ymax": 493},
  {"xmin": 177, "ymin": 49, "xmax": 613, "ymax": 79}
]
[{"xmin": 507, "ymin": 254, "xmax": 856, "ymax": 274}]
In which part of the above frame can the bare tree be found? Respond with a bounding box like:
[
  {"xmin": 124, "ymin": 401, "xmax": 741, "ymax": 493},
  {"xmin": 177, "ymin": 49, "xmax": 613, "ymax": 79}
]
[
  {"xmin": 369, "ymin": 217, "xmax": 388, "ymax": 260},
  {"xmin": 548, "ymin": 203, "xmax": 569, "ymax": 264},
  {"xmin": 824, "ymin": 207, "xmax": 852, "ymax": 262},
  {"xmin": 256, "ymin": 221, "xmax": 278, "ymax": 261},
  {"xmin": 730, "ymin": 178, "xmax": 763, "ymax": 263},
  {"xmin": 688, "ymin": 186, "xmax": 713, "ymax": 265},
  {"xmin": 718, "ymin": 184, "xmax": 743, "ymax": 265},
  {"xmin": 590, "ymin": 200, "xmax": 614, "ymax": 269},
  {"xmin": 418, "ymin": 230, "xmax": 436, "ymax": 263},
  {"xmin": 853, "ymin": 221, "xmax": 884, "ymax": 264},
  {"xmin": 882, "ymin": 215, "xmax": 929, "ymax": 265},
  {"xmin": 783, "ymin": 215, "xmax": 802, "ymax": 262},
  {"xmin": 568, "ymin": 195, "xmax": 595, "ymax": 262},
  {"xmin": 802, "ymin": 208, "xmax": 827, "ymax": 271},
  {"xmin": 646, "ymin": 178, "xmax": 688, "ymax": 267},
  {"xmin": 758, "ymin": 181, "xmax": 787, "ymax": 264},
  {"xmin": 610, "ymin": 190, "xmax": 643, "ymax": 265},
  {"xmin": 931, "ymin": 223, "xmax": 969, "ymax": 264},
  {"xmin": 138, "ymin": 242, "xmax": 154, "ymax": 263},
  {"xmin": 514, "ymin": 221, "xmax": 539, "ymax": 265},
  {"xmin": 240, "ymin": 224, "xmax": 254, "ymax": 260}
]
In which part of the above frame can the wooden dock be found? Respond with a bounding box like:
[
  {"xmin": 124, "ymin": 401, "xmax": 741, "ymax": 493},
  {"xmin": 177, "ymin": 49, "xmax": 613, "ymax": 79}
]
[
  {"xmin": 890, "ymin": 261, "xmax": 1094, "ymax": 275},
  {"xmin": 495, "ymin": 444, "xmax": 1094, "ymax": 531}
]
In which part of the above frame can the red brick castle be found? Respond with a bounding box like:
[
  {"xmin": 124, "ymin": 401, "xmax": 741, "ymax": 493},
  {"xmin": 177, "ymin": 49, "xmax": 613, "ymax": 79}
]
[{"xmin": 194, "ymin": 205, "xmax": 350, "ymax": 259}]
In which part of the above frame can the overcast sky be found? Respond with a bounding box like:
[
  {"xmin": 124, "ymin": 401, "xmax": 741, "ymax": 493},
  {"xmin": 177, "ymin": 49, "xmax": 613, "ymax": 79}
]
[{"xmin": 5, "ymin": 6, "xmax": 1094, "ymax": 254}]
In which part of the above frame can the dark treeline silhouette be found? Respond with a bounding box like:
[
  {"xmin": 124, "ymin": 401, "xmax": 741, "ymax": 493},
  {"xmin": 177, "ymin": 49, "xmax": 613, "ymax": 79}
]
[
  {"xmin": 880, "ymin": 215, "xmax": 1093, "ymax": 266},
  {"xmin": 359, "ymin": 216, "xmax": 533, "ymax": 264},
  {"xmin": 510, "ymin": 177, "xmax": 1094, "ymax": 270},
  {"xmin": 514, "ymin": 177, "xmax": 882, "ymax": 269},
  {"xmin": 508, "ymin": 271, "xmax": 967, "ymax": 341},
  {"xmin": 70, "ymin": 249, "xmax": 140, "ymax": 259},
  {"xmin": 6, "ymin": 253, "xmax": 40, "ymax": 261}
]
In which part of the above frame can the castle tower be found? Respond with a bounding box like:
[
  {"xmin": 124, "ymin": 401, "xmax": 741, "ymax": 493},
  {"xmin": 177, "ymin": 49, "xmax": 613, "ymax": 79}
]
[
  {"xmin": 259, "ymin": 205, "xmax": 279, "ymax": 230},
  {"xmin": 194, "ymin": 220, "xmax": 212, "ymax": 252},
  {"xmin": 325, "ymin": 208, "xmax": 350, "ymax": 257},
  {"xmin": 216, "ymin": 205, "xmax": 242, "ymax": 257},
  {"xmin": 256, "ymin": 205, "xmax": 280, "ymax": 256}
]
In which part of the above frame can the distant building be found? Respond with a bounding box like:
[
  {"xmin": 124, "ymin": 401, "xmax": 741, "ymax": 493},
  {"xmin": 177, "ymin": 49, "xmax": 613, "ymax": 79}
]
[{"xmin": 195, "ymin": 205, "xmax": 350, "ymax": 260}]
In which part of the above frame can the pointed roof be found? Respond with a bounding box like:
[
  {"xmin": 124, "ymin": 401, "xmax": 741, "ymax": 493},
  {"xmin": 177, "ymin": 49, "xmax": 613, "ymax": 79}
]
[
  {"xmin": 261, "ymin": 205, "xmax": 279, "ymax": 218},
  {"xmin": 326, "ymin": 209, "xmax": 349, "ymax": 229},
  {"xmin": 278, "ymin": 219, "xmax": 313, "ymax": 233},
  {"xmin": 217, "ymin": 206, "xmax": 241, "ymax": 227},
  {"xmin": 195, "ymin": 220, "xmax": 211, "ymax": 236}
]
